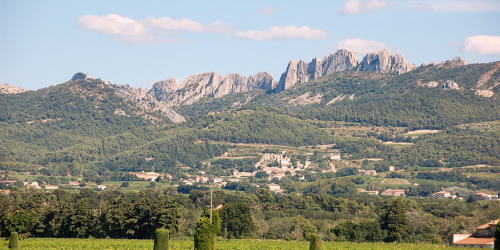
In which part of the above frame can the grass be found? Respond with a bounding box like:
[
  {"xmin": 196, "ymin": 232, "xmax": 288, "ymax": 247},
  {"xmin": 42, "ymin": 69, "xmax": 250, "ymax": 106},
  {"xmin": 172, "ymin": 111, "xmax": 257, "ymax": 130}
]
[{"xmin": 0, "ymin": 238, "xmax": 444, "ymax": 250}]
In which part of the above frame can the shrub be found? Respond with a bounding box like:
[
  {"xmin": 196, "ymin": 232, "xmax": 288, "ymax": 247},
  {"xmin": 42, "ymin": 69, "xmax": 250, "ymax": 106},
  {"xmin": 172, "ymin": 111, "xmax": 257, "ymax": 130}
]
[{"xmin": 153, "ymin": 229, "xmax": 169, "ymax": 250}]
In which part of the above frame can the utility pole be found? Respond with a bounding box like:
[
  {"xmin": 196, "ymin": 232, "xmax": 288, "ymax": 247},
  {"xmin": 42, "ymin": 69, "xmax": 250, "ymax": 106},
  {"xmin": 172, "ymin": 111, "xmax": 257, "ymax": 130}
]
[{"xmin": 210, "ymin": 188, "xmax": 213, "ymax": 224}]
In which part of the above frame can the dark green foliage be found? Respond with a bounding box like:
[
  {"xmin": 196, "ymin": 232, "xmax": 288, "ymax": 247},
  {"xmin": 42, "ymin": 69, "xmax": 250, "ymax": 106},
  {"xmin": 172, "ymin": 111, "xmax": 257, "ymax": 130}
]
[
  {"xmin": 431, "ymin": 234, "xmax": 436, "ymax": 244},
  {"xmin": 9, "ymin": 231, "xmax": 19, "ymax": 249},
  {"xmin": 219, "ymin": 203, "xmax": 256, "ymax": 239},
  {"xmin": 380, "ymin": 198, "xmax": 410, "ymax": 243},
  {"xmin": 397, "ymin": 234, "xmax": 402, "ymax": 244},
  {"xmin": 309, "ymin": 233, "xmax": 321, "ymax": 250},
  {"xmin": 409, "ymin": 235, "xmax": 413, "ymax": 243},
  {"xmin": 194, "ymin": 209, "xmax": 221, "ymax": 250},
  {"xmin": 224, "ymin": 227, "xmax": 227, "ymax": 239},
  {"xmin": 154, "ymin": 229, "xmax": 169, "ymax": 250},
  {"xmin": 494, "ymin": 220, "xmax": 500, "ymax": 250},
  {"xmin": 331, "ymin": 220, "xmax": 384, "ymax": 242},
  {"xmin": 204, "ymin": 110, "xmax": 335, "ymax": 146}
]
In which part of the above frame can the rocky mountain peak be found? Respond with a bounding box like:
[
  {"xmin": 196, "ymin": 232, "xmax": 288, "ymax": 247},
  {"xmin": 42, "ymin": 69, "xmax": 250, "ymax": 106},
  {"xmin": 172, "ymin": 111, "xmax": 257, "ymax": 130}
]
[
  {"xmin": 0, "ymin": 83, "xmax": 29, "ymax": 95},
  {"xmin": 149, "ymin": 78, "xmax": 181, "ymax": 101},
  {"xmin": 71, "ymin": 72, "xmax": 93, "ymax": 81},
  {"xmin": 276, "ymin": 49, "xmax": 360, "ymax": 92},
  {"xmin": 359, "ymin": 49, "xmax": 416, "ymax": 74}
]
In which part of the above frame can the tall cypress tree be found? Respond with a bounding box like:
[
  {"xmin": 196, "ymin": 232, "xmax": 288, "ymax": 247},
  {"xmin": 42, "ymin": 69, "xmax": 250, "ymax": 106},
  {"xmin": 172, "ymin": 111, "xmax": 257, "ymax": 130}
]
[
  {"xmin": 380, "ymin": 198, "xmax": 410, "ymax": 243},
  {"xmin": 494, "ymin": 220, "xmax": 500, "ymax": 250}
]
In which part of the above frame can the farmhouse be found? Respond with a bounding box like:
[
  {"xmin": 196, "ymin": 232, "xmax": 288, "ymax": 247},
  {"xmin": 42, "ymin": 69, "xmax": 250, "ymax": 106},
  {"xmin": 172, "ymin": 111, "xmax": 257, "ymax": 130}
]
[
  {"xmin": 475, "ymin": 192, "xmax": 499, "ymax": 200},
  {"xmin": 433, "ymin": 191, "xmax": 457, "ymax": 199},
  {"xmin": 134, "ymin": 172, "xmax": 160, "ymax": 181},
  {"xmin": 451, "ymin": 219, "xmax": 499, "ymax": 248},
  {"xmin": 381, "ymin": 189, "xmax": 405, "ymax": 196}
]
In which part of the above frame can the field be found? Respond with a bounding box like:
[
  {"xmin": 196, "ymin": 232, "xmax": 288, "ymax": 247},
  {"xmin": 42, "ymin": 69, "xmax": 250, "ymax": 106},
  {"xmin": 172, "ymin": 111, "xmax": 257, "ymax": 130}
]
[{"xmin": 0, "ymin": 238, "xmax": 444, "ymax": 250}]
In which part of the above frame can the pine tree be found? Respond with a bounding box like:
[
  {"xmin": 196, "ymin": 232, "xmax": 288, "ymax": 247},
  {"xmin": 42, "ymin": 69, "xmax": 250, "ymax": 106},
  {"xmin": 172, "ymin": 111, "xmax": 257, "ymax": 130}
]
[{"xmin": 9, "ymin": 232, "xmax": 19, "ymax": 249}]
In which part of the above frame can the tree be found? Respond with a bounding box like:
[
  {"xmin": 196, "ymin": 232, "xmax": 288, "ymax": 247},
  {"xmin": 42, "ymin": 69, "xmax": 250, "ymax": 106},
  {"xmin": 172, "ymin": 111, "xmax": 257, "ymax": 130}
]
[
  {"xmin": 68, "ymin": 198, "xmax": 95, "ymax": 238},
  {"xmin": 194, "ymin": 209, "xmax": 221, "ymax": 250},
  {"xmin": 494, "ymin": 220, "xmax": 500, "ymax": 250},
  {"xmin": 9, "ymin": 231, "xmax": 19, "ymax": 249},
  {"xmin": 219, "ymin": 203, "xmax": 255, "ymax": 239},
  {"xmin": 380, "ymin": 198, "xmax": 410, "ymax": 243},
  {"xmin": 309, "ymin": 233, "xmax": 321, "ymax": 250},
  {"xmin": 120, "ymin": 182, "xmax": 129, "ymax": 187},
  {"xmin": 154, "ymin": 229, "xmax": 169, "ymax": 250}
]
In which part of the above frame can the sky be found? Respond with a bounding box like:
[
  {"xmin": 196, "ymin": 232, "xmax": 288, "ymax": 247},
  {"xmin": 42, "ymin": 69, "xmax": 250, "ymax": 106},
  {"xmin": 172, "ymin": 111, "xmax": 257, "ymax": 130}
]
[{"xmin": 1, "ymin": 0, "xmax": 500, "ymax": 90}]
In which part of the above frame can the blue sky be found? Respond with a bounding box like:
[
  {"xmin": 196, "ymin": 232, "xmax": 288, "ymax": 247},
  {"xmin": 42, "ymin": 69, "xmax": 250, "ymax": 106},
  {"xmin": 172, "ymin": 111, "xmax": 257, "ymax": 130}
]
[{"xmin": 1, "ymin": 0, "xmax": 500, "ymax": 90}]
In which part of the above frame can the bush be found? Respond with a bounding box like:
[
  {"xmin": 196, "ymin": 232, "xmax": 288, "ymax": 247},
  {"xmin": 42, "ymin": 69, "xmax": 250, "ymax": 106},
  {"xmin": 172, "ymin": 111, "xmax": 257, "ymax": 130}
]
[
  {"xmin": 309, "ymin": 233, "xmax": 321, "ymax": 250},
  {"xmin": 9, "ymin": 231, "xmax": 19, "ymax": 249},
  {"xmin": 153, "ymin": 229, "xmax": 169, "ymax": 250}
]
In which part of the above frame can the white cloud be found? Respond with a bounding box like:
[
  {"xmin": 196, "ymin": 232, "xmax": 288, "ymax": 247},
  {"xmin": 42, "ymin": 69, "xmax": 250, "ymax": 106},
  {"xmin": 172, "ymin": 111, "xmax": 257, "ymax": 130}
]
[
  {"xmin": 143, "ymin": 17, "xmax": 231, "ymax": 34},
  {"xmin": 411, "ymin": 0, "xmax": 500, "ymax": 12},
  {"xmin": 78, "ymin": 14, "xmax": 156, "ymax": 43},
  {"xmin": 260, "ymin": 6, "xmax": 276, "ymax": 14},
  {"xmin": 234, "ymin": 26, "xmax": 327, "ymax": 41},
  {"xmin": 335, "ymin": 38, "xmax": 388, "ymax": 56},
  {"xmin": 339, "ymin": 0, "xmax": 390, "ymax": 14},
  {"xmin": 78, "ymin": 14, "xmax": 231, "ymax": 43},
  {"xmin": 463, "ymin": 35, "xmax": 500, "ymax": 55}
]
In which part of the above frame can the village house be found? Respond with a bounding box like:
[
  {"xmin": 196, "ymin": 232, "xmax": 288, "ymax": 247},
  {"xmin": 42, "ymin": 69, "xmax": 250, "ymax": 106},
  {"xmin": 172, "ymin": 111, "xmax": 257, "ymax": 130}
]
[
  {"xmin": 475, "ymin": 192, "xmax": 499, "ymax": 200},
  {"xmin": 45, "ymin": 185, "xmax": 59, "ymax": 190},
  {"xmin": 0, "ymin": 190, "xmax": 10, "ymax": 194},
  {"xmin": 68, "ymin": 181, "xmax": 79, "ymax": 186},
  {"xmin": 134, "ymin": 172, "xmax": 160, "ymax": 181},
  {"xmin": 357, "ymin": 188, "xmax": 379, "ymax": 195},
  {"xmin": 25, "ymin": 181, "xmax": 41, "ymax": 189},
  {"xmin": 209, "ymin": 177, "xmax": 224, "ymax": 183},
  {"xmin": 381, "ymin": 189, "xmax": 405, "ymax": 196},
  {"xmin": 268, "ymin": 183, "xmax": 281, "ymax": 191},
  {"xmin": 451, "ymin": 219, "xmax": 499, "ymax": 248},
  {"xmin": 433, "ymin": 191, "xmax": 457, "ymax": 199},
  {"xmin": 182, "ymin": 179, "xmax": 195, "ymax": 185},
  {"xmin": 97, "ymin": 185, "xmax": 106, "ymax": 191},
  {"xmin": 0, "ymin": 180, "xmax": 16, "ymax": 186},
  {"xmin": 359, "ymin": 169, "xmax": 378, "ymax": 176}
]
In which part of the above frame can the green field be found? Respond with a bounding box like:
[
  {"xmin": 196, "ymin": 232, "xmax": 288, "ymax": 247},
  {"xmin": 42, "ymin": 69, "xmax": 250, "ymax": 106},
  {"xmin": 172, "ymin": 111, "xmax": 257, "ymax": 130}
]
[{"xmin": 0, "ymin": 238, "xmax": 444, "ymax": 250}]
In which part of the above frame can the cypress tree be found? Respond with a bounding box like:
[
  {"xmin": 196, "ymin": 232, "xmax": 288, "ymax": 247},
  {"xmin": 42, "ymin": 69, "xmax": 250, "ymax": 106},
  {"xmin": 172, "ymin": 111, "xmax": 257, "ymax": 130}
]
[
  {"xmin": 153, "ymin": 229, "xmax": 169, "ymax": 250},
  {"xmin": 194, "ymin": 209, "xmax": 221, "ymax": 250},
  {"xmin": 409, "ymin": 235, "xmax": 413, "ymax": 244},
  {"xmin": 494, "ymin": 220, "xmax": 500, "ymax": 250},
  {"xmin": 309, "ymin": 233, "xmax": 321, "ymax": 250},
  {"xmin": 224, "ymin": 227, "xmax": 228, "ymax": 239},
  {"xmin": 432, "ymin": 234, "xmax": 436, "ymax": 244},
  {"xmin": 9, "ymin": 232, "xmax": 19, "ymax": 249},
  {"xmin": 380, "ymin": 198, "xmax": 410, "ymax": 243},
  {"xmin": 397, "ymin": 235, "xmax": 402, "ymax": 244}
]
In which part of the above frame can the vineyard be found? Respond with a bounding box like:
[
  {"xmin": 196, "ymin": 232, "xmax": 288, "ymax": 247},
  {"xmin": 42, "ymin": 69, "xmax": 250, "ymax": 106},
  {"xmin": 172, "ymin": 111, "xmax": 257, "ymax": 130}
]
[{"xmin": 0, "ymin": 238, "xmax": 444, "ymax": 250}]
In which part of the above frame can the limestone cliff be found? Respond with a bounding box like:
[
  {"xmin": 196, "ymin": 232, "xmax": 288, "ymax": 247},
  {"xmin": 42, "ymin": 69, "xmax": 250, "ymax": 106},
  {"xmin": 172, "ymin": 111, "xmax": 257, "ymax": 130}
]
[
  {"xmin": 358, "ymin": 49, "xmax": 416, "ymax": 74},
  {"xmin": 162, "ymin": 72, "xmax": 276, "ymax": 107},
  {"xmin": 276, "ymin": 49, "xmax": 360, "ymax": 92},
  {"xmin": 149, "ymin": 78, "xmax": 181, "ymax": 101},
  {"xmin": 114, "ymin": 84, "xmax": 185, "ymax": 123}
]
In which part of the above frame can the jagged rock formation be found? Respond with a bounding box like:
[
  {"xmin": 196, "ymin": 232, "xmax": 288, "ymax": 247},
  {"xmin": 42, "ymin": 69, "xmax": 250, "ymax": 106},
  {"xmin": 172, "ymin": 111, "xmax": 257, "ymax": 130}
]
[
  {"xmin": 421, "ymin": 56, "xmax": 467, "ymax": 68},
  {"xmin": 149, "ymin": 78, "xmax": 181, "ymax": 101},
  {"xmin": 276, "ymin": 49, "xmax": 360, "ymax": 92},
  {"xmin": 443, "ymin": 80, "xmax": 461, "ymax": 90},
  {"xmin": 71, "ymin": 72, "xmax": 93, "ymax": 81},
  {"xmin": 163, "ymin": 72, "xmax": 276, "ymax": 107},
  {"xmin": 114, "ymin": 84, "xmax": 185, "ymax": 123},
  {"xmin": 0, "ymin": 84, "xmax": 29, "ymax": 94},
  {"xmin": 358, "ymin": 49, "xmax": 416, "ymax": 74}
]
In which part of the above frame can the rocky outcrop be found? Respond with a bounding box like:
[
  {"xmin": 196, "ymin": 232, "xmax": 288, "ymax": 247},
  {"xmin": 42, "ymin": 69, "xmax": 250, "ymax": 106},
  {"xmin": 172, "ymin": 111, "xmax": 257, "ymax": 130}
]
[
  {"xmin": 443, "ymin": 80, "xmax": 461, "ymax": 90},
  {"xmin": 149, "ymin": 78, "xmax": 181, "ymax": 101},
  {"xmin": 162, "ymin": 72, "xmax": 276, "ymax": 107},
  {"xmin": 0, "ymin": 84, "xmax": 29, "ymax": 95},
  {"xmin": 276, "ymin": 49, "xmax": 360, "ymax": 92},
  {"xmin": 423, "ymin": 81, "xmax": 439, "ymax": 88},
  {"xmin": 359, "ymin": 49, "xmax": 416, "ymax": 74},
  {"xmin": 474, "ymin": 89, "xmax": 494, "ymax": 97},
  {"xmin": 114, "ymin": 84, "xmax": 185, "ymax": 123},
  {"xmin": 421, "ymin": 56, "xmax": 467, "ymax": 69},
  {"xmin": 71, "ymin": 72, "xmax": 93, "ymax": 81}
]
